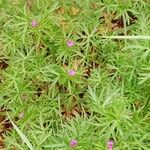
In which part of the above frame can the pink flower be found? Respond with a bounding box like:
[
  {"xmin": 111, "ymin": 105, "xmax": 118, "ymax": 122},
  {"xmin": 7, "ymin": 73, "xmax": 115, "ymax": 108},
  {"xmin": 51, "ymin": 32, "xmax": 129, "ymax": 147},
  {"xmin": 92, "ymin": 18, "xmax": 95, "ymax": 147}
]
[
  {"xmin": 70, "ymin": 139, "xmax": 77, "ymax": 148},
  {"xmin": 67, "ymin": 40, "xmax": 75, "ymax": 47},
  {"xmin": 31, "ymin": 20, "xmax": 38, "ymax": 27},
  {"xmin": 68, "ymin": 69, "xmax": 76, "ymax": 76},
  {"xmin": 107, "ymin": 140, "xmax": 114, "ymax": 150}
]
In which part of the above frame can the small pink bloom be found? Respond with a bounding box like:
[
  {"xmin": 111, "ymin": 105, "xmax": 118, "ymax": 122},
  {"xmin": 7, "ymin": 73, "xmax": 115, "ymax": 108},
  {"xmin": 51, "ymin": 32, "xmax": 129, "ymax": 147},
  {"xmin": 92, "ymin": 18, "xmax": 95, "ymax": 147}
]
[
  {"xmin": 67, "ymin": 40, "xmax": 75, "ymax": 47},
  {"xmin": 31, "ymin": 20, "xmax": 38, "ymax": 27},
  {"xmin": 68, "ymin": 69, "xmax": 76, "ymax": 76},
  {"xmin": 70, "ymin": 139, "xmax": 77, "ymax": 148},
  {"xmin": 107, "ymin": 140, "xmax": 114, "ymax": 150},
  {"xmin": 19, "ymin": 112, "xmax": 24, "ymax": 119}
]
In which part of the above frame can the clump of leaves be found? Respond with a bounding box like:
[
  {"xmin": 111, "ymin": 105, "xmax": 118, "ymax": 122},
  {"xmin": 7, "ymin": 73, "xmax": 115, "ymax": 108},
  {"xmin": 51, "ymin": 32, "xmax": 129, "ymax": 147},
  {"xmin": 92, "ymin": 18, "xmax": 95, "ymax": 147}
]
[{"xmin": 0, "ymin": 0, "xmax": 150, "ymax": 149}]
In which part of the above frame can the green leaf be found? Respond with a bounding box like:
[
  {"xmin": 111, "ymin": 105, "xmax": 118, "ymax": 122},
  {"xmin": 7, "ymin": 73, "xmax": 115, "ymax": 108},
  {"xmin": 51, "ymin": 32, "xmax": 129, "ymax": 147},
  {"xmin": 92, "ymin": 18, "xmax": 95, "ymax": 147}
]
[{"xmin": 7, "ymin": 113, "xmax": 35, "ymax": 150}]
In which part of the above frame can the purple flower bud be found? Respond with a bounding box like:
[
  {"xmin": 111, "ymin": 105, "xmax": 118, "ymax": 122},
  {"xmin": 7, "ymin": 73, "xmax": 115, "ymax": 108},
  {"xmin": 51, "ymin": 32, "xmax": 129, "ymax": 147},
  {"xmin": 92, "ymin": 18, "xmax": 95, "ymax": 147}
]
[
  {"xmin": 107, "ymin": 140, "xmax": 114, "ymax": 150},
  {"xmin": 67, "ymin": 40, "xmax": 75, "ymax": 47},
  {"xmin": 19, "ymin": 112, "xmax": 24, "ymax": 119},
  {"xmin": 70, "ymin": 139, "xmax": 77, "ymax": 148},
  {"xmin": 68, "ymin": 69, "xmax": 76, "ymax": 76},
  {"xmin": 31, "ymin": 20, "xmax": 38, "ymax": 27}
]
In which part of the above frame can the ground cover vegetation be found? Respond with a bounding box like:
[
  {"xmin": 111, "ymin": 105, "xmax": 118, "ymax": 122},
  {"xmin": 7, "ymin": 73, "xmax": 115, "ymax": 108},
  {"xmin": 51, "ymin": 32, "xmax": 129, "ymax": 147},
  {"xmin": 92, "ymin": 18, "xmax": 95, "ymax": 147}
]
[{"xmin": 0, "ymin": 0, "xmax": 150, "ymax": 149}]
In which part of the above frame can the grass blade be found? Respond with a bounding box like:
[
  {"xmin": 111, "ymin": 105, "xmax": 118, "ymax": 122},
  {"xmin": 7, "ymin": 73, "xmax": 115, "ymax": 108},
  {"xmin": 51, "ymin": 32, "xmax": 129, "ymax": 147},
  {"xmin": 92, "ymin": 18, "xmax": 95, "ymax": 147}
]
[{"xmin": 7, "ymin": 113, "xmax": 35, "ymax": 150}]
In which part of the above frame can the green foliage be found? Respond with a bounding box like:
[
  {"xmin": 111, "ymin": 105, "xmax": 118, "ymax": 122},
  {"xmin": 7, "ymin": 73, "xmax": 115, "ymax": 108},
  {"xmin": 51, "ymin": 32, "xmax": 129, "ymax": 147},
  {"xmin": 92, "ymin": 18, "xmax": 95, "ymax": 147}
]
[{"xmin": 0, "ymin": 0, "xmax": 150, "ymax": 150}]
